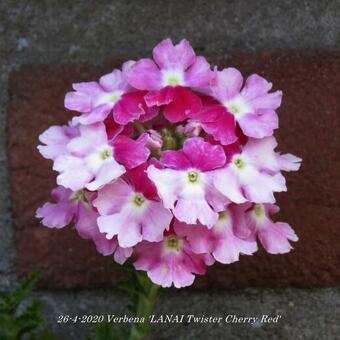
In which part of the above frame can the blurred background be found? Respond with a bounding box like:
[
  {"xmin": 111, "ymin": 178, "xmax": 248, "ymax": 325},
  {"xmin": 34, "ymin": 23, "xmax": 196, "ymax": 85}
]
[{"xmin": 1, "ymin": 1, "xmax": 340, "ymax": 339}]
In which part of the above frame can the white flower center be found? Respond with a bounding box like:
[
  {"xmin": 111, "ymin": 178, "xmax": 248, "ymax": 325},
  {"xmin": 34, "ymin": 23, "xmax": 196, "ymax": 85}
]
[
  {"xmin": 224, "ymin": 96, "xmax": 251, "ymax": 118},
  {"xmin": 85, "ymin": 145, "xmax": 113, "ymax": 173},
  {"xmin": 132, "ymin": 193, "xmax": 145, "ymax": 207},
  {"xmin": 233, "ymin": 155, "xmax": 246, "ymax": 170},
  {"xmin": 95, "ymin": 90, "xmax": 123, "ymax": 107},
  {"xmin": 162, "ymin": 69, "xmax": 184, "ymax": 87},
  {"xmin": 252, "ymin": 204, "xmax": 266, "ymax": 227},
  {"xmin": 164, "ymin": 236, "xmax": 183, "ymax": 253}
]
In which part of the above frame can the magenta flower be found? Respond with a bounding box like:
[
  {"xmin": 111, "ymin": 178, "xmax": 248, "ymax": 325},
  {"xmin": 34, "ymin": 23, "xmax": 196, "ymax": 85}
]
[
  {"xmin": 147, "ymin": 137, "xmax": 227, "ymax": 227},
  {"xmin": 213, "ymin": 136, "xmax": 301, "ymax": 203},
  {"xmin": 65, "ymin": 61, "xmax": 158, "ymax": 125},
  {"xmin": 94, "ymin": 164, "xmax": 173, "ymax": 248},
  {"xmin": 134, "ymin": 231, "xmax": 214, "ymax": 288},
  {"xmin": 174, "ymin": 204, "xmax": 258, "ymax": 264}
]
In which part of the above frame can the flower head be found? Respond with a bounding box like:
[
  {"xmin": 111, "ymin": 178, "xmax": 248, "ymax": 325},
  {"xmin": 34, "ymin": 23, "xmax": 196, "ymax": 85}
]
[{"xmin": 36, "ymin": 38, "xmax": 301, "ymax": 289}]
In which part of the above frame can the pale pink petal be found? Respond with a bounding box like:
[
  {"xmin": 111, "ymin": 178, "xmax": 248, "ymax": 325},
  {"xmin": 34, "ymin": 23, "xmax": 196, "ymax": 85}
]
[
  {"xmin": 241, "ymin": 74, "xmax": 273, "ymax": 101},
  {"xmin": 211, "ymin": 68, "xmax": 243, "ymax": 102},
  {"xmin": 243, "ymin": 172, "xmax": 286, "ymax": 203},
  {"xmin": 38, "ymin": 125, "xmax": 77, "ymax": 160},
  {"xmin": 141, "ymin": 201, "xmax": 173, "ymax": 242},
  {"xmin": 213, "ymin": 168, "xmax": 247, "ymax": 204},
  {"xmin": 185, "ymin": 56, "xmax": 212, "ymax": 88},
  {"xmin": 64, "ymin": 91, "xmax": 92, "ymax": 112},
  {"xmin": 174, "ymin": 198, "xmax": 218, "ymax": 227},
  {"xmin": 242, "ymin": 137, "xmax": 279, "ymax": 172},
  {"xmin": 213, "ymin": 230, "xmax": 258, "ymax": 264},
  {"xmin": 172, "ymin": 263, "xmax": 196, "ymax": 288},
  {"xmin": 85, "ymin": 159, "xmax": 125, "ymax": 191},
  {"xmin": 127, "ymin": 58, "xmax": 162, "ymax": 91},
  {"xmin": 72, "ymin": 81, "xmax": 103, "ymax": 95},
  {"xmin": 278, "ymin": 153, "xmax": 302, "ymax": 172},
  {"xmin": 147, "ymin": 166, "xmax": 180, "ymax": 209},
  {"xmin": 114, "ymin": 246, "xmax": 133, "ymax": 264},
  {"xmin": 99, "ymin": 69, "xmax": 128, "ymax": 92},
  {"xmin": 93, "ymin": 179, "xmax": 132, "ymax": 215},
  {"xmin": 53, "ymin": 155, "xmax": 92, "ymax": 191},
  {"xmin": 67, "ymin": 123, "xmax": 108, "ymax": 156},
  {"xmin": 238, "ymin": 110, "xmax": 278, "ymax": 138},
  {"xmin": 71, "ymin": 104, "xmax": 111, "ymax": 126},
  {"xmin": 259, "ymin": 222, "xmax": 298, "ymax": 254},
  {"xmin": 153, "ymin": 38, "xmax": 195, "ymax": 70},
  {"xmin": 36, "ymin": 187, "xmax": 75, "ymax": 228}
]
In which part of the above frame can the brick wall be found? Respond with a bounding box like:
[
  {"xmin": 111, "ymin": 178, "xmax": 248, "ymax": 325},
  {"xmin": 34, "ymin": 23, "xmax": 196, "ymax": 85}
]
[{"xmin": 7, "ymin": 52, "xmax": 340, "ymax": 288}]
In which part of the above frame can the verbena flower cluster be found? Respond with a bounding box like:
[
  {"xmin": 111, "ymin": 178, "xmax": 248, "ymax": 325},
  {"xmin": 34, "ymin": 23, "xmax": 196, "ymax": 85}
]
[{"xmin": 36, "ymin": 38, "xmax": 301, "ymax": 288}]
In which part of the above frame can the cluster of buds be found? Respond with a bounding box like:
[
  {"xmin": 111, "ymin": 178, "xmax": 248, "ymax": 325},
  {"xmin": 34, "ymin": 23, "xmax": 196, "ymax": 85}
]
[{"xmin": 36, "ymin": 38, "xmax": 301, "ymax": 288}]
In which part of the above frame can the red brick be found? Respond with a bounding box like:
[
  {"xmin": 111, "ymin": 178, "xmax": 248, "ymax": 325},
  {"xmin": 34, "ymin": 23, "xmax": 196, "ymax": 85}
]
[{"xmin": 7, "ymin": 53, "xmax": 340, "ymax": 288}]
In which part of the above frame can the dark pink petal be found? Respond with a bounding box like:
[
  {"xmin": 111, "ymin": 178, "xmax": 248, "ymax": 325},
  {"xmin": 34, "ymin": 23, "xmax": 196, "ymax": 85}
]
[
  {"xmin": 126, "ymin": 163, "xmax": 158, "ymax": 200},
  {"xmin": 113, "ymin": 134, "xmax": 150, "ymax": 169},
  {"xmin": 185, "ymin": 56, "xmax": 212, "ymax": 88},
  {"xmin": 192, "ymin": 105, "xmax": 237, "ymax": 145},
  {"xmin": 161, "ymin": 150, "xmax": 192, "ymax": 170},
  {"xmin": 113, "ymin": 91, "xmax": 148, "ymax": 125},
  {"xmin": 144, "ymin": 86, "xmax": 175, "ymax": 107},
  {"xmin": 182, "ymin": 137, "xmax": 226, "ymax": 171},
  {"xmin": 153, "ymin": 38, "xmax": 195, "ymax": 69},
  {"xmin": 163, "ymin": 87, "xmax": 202, "ymax": 123},
  {"xmin": 127, "ymin": 58, "xmax": 162, "ymax": 91}
]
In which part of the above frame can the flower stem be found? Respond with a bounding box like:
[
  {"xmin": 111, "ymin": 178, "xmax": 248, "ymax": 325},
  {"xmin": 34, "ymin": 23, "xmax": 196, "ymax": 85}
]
[{"xmin": 128, "ymin": 280, "xmax": 160, "ymax": 340}]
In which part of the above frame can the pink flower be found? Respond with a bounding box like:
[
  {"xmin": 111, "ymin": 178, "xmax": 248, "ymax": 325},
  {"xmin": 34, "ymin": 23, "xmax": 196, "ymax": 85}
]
[
  {"xmin": 128, "ymin": 38, "xmax": 212, "ymax": 91},
  {"xmin": 147, "ymin": 137, "xmax": 228, "ymax": 227},
  {"xmin": 37, "ymin": 124, "xmax": 78, "ymax": 160},
  {"xmin": 36, "ymin": 186, "xmax": 131, "ymax": 261},
  {"xmin": 174, "ymin": 205, "xmax": 258, "ymax": 264},
  {"xmin": 36, "ymin": 186, "xmax": 78, "ymax": 229},
  {"xmin": 53, "ymin": 122, "xmax": 149, "ymax": 191},
  {"xmin": 190, "ymin": 68, "xmax": 282, "ymax": 144},
  {"xmin": 65, "ymin": 61, "xmax": 158, "ymax": 125},
  {"xmin": 76, "ymin": 208, "xmax": 132, "ymax": 262},
  {"xmin": 244, "ymin": 203, "xmax": 298, "ymax": 254},
  {"xmin": 213, "ymin": 136, "xmax": 301, "ymax": 203},
  {"xmin": 93, "ymin": 164, "xmax": 173, "ymax": 248},
  {"xmin": 134, "ymin": 231, "xmax": 214, "ymax": 288},
  {"xmin": 128, "ymin": 39, "xmax": 212, "ymax": 123}
]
